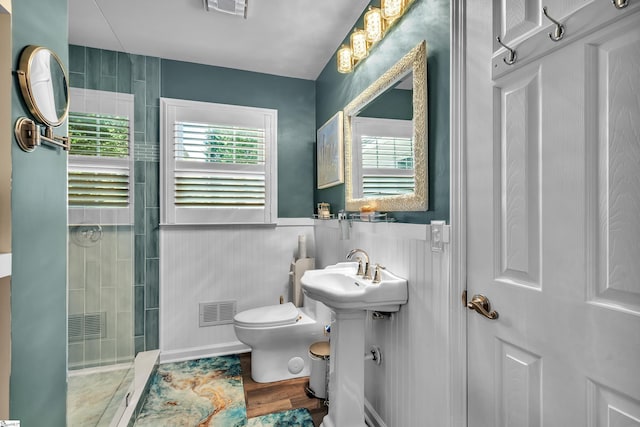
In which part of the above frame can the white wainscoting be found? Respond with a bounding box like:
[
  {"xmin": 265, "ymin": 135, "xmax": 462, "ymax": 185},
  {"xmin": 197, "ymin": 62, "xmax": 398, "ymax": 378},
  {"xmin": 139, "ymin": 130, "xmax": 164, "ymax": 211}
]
[
  {"xmin": 159, "ymin": 218, "xmax": 457, "ymax": 427},
  {"xmin": 314, "ymin": 219, "xmax": 453, "ymax": 427},
  {"xmin": 159, "ymin": 219, "xmax": 315, "ymax": 362}
]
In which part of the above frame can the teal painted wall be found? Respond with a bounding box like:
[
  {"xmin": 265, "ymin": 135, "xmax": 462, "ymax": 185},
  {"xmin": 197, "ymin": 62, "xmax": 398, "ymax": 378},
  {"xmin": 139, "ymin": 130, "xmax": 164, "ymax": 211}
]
[
  {"xmin": 359, "ymin": 88, "xmax": 413, "ymax": 120},
  {"xmin": 315, "ymin": 0, "xmax": 450, "ymax": 223},
  {"xmin": 10, "ymin": 0, "xmax": 68, "ymax": 424},
  {"xmin": 161, "ymin": 60, "xmax": 317, "ymax": 218}
]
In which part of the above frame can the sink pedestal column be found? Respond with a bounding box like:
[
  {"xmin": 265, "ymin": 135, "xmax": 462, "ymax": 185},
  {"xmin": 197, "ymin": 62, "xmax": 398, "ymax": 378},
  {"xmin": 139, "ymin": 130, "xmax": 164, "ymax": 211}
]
[{"xmin": 320, "ymin": 309, "xmax": 367, "ymax": 427}]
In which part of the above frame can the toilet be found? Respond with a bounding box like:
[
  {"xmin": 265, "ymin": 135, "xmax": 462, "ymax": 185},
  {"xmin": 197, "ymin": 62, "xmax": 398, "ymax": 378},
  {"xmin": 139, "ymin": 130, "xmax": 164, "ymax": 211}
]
[{"xmin": 233, "ymin": 296, "xmax": 331, "ymax": 383}]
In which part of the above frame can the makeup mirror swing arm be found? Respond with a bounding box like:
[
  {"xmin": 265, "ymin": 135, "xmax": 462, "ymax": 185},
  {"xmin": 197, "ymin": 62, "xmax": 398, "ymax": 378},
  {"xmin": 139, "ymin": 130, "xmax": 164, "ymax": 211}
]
[{"xmin": 15, "ymin": 116, "xmax": 69, "ymax": 152}]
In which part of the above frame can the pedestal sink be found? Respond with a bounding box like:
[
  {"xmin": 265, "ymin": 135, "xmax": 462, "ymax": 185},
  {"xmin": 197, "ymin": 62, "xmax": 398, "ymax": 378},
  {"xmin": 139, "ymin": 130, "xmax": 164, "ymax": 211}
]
[{"xmin": 301, "ymin": 262, "xmax": 408, "ymax": 427}]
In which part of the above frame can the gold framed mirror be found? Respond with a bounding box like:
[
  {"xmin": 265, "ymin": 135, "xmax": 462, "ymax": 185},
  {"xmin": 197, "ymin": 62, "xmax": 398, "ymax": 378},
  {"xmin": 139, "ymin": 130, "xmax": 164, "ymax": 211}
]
[{"xmin": 344, "ymin": 40, "xmax": 427, "ymax": 212}]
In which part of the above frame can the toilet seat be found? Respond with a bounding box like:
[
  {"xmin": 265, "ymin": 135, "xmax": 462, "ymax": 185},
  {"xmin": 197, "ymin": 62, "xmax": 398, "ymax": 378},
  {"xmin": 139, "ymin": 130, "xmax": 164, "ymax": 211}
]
[{"xmin": 234, "ymin": 302, "xmax": 300, "ymax": 328}]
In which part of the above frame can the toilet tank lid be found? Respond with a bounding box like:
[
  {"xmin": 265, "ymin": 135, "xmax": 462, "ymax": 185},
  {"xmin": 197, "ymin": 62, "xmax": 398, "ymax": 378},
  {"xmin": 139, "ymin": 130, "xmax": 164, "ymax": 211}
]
[{"xmin": 234, "ymin": 302, "xmax": 300, "ymax": 327}]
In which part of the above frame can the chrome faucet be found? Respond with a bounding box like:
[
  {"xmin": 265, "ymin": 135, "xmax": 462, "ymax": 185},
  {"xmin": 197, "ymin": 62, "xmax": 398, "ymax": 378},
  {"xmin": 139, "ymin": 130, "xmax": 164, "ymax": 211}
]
[{"xmin": 346, "ymin": 248, "xmax": 373, "ymax": 280}]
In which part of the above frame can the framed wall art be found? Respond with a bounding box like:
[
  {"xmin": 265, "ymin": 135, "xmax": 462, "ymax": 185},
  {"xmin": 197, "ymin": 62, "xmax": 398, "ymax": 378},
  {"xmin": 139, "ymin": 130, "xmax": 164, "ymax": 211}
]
[{"xmin": 317, "ymin": 111, "xmax": 344, "ymax": 189}]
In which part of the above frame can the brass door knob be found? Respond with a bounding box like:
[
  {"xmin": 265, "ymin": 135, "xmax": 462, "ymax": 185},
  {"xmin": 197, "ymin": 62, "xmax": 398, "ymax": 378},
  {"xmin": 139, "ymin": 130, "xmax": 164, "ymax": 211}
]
[{"xmin": 466, "ymin": 294, "xmax": 499, "ymax": 320}]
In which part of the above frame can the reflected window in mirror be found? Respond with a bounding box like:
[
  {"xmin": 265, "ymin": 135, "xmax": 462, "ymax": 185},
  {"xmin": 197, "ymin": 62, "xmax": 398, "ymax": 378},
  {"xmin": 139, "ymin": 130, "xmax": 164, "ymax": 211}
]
[{"xmin": 352, "ymin": 117, "xmax": 414, "ymax": 198}]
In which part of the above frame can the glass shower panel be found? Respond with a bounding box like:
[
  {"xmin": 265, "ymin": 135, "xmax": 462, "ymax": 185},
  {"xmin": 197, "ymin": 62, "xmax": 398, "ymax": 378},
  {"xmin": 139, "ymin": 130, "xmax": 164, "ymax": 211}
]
[
  {"xmin": 68, "ymin": 224, "xmax": 134, "ymax": 368},
  {"xmin": 67, "ymin": 223, "xmax": 135, "ymax": 426}
]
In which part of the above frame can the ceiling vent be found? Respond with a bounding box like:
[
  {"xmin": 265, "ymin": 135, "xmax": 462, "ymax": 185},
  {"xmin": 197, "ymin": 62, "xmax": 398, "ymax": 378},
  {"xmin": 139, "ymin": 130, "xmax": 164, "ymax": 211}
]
[{"xmin": 203, "ymin": 0, "xmax": 248, "ymax": 18}]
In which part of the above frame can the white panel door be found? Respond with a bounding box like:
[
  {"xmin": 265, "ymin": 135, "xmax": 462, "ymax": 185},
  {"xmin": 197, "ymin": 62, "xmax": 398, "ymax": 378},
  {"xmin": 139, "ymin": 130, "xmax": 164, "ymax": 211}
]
[{"xmin": 466, "ymin": 1, "xmax": 640, "ymax": 426}]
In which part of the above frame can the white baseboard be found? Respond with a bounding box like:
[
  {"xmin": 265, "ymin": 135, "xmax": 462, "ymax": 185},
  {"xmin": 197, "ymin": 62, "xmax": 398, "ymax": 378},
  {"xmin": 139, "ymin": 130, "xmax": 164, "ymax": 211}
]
[
  {"xmin": 160, "ymin": 341, "xmax": 251, "ymax": 364},
  {"xmin": 364, "ymin": 398, "xmax": 388, "ymax": 427}
]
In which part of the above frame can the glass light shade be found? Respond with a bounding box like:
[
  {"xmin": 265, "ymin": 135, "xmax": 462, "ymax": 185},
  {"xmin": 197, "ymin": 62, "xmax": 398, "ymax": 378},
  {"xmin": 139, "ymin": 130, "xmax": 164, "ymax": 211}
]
[
  {"xmin": 382, "ymin": 0, "xmax": 404, "ymax": 21},
  {"xmin": 350, "ymin": 28, "xmax": 368, "ymax": 61},
  {"xmin": 364, "ymin": 7, "xmax": 384, "ymax": 43},
  {"xmin": 337, "ymin": 45, "xmax": 354, "ymax": 74}
]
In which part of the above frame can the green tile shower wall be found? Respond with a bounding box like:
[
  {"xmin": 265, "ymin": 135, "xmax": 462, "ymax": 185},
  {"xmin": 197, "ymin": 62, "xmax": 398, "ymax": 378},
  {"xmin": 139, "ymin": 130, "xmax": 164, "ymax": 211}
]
[
  {"xmin": 160, "ymin": 60, "xmax": 317, "ymax": 218},
  {"xmin": 11, "ymin": 0, "xmax": 68, "ymax": 424},
  {"xmin": 69, "ymin": 45, "xmax": 161, "ymax": 354},
  {"xmin": 315, "ymin": 0, "xmax": 450, "ymax": 223}
]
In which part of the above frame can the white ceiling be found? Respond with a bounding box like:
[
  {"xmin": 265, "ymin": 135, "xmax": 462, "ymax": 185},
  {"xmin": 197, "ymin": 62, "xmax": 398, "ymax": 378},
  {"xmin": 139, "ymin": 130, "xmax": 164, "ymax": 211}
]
[{"xmin": 68, "ymin": 0, "xmax": 370, "ymax": 80}]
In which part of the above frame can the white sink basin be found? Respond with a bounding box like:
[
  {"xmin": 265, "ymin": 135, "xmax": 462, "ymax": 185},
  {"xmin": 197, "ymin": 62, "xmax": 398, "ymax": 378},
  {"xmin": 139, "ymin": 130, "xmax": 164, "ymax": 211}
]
[{"xmin": 301, "ymin": 262, "xmax": 408, "ymax": 312}]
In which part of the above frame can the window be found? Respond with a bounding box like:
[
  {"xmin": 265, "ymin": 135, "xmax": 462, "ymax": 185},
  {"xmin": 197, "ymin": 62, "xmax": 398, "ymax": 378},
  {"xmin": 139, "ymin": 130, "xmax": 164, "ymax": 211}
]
[
  {"xmin": 352, "ymin": 116, "xmax": 414, "ymax": 198},
  {"xmin": 161, "ymin": 98, "xmax": 277, "ymax": 224},
  {"xmin": 68, "ymin": 88, "xmax": 134, "ymax": 225}
]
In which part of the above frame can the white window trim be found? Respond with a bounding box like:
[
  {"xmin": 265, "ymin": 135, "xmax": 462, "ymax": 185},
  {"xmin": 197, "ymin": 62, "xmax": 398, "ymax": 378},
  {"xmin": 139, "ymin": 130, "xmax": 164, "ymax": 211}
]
[
  {"xmin": 68, "ymin": 88, "xmax": 135, "ymax": 225},
  {"xmin": 160, "ymin": 97, "xmax": 278, "ymax": 225},
  {"xmin": 351, "ymin": 116, "xmax": 413, "ymax": 199}
]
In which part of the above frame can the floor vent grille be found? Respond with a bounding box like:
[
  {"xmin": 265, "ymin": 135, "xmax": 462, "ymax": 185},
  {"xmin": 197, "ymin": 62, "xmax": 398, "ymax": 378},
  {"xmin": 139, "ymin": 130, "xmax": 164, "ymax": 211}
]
[
  {"xmin": 199, "ymin": 300, "xmax": 237, "ymax": 327},
  {"xmin": 68, "ymin": 312, "xmax": 107, "ymax": 342}
]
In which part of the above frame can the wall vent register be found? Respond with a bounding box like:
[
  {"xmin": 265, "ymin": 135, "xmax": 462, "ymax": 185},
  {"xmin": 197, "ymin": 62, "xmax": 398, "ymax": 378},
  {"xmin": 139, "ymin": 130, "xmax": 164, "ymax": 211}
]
[
  {"xmin": 68, "ymin": 312, "xmax": 107, "ymax": 342},
  {"xmin": 199, "ymin": 300, "xmax": 237, "ymax": 327}
]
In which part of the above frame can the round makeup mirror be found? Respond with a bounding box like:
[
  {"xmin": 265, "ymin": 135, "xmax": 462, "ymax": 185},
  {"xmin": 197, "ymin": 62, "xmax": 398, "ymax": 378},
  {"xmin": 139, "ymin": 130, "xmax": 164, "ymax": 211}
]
[
  {"xmin": 17, "ymin": 45, "xmax": 69, "ymax": 127},
  {"xmin": 15, "ymin": 45, "xmax": 70, "ymax": 152}
]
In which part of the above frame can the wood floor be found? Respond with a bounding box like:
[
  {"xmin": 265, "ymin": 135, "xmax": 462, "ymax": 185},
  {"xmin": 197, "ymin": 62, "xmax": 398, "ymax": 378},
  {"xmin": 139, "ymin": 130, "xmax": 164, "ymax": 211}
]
[{"xmin": 240, "ymin": 352, "xmax": 328, "ymax": 426}]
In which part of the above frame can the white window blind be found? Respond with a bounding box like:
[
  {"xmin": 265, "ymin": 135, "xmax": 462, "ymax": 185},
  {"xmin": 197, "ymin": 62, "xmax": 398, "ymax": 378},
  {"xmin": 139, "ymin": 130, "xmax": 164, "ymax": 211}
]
[
  {"xmin": 352, "ymin": 117, "xmax": 414, "ymax": 199},
  {"xmin": 69, "ymin": 112, "xmax": 130, "ymax": 158},
  {"xmin": 362, "ymin": 135, "xmax": 414, "ymax": 197},
  {"xmin": 68, "ymin": 168, "xmax": 130, "ymax": 207},
  {"xmin": 161, "ymin": 98, "xmax": 277, "ymax": 224},
  {"xmin": 174, "ymin": 121, "xmax": 265, "ymax": 207},
  {"xmin": 68, "ymin": 88, "xmax": 134, "ymax": 225}
]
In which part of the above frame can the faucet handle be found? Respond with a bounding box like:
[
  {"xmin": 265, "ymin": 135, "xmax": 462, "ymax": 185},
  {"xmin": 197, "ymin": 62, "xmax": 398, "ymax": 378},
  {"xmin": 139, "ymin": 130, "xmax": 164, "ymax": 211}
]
[
  {"xmin": 372, "ymin": 264, "xmax": 385, "ymax": 283},
  {"xmin": 363, "ymin": 261, "xmax": 374, "ymax": 281},
  {"xmin": 355, "ymin": 257, "xmax": 364, "ymax": 276}
]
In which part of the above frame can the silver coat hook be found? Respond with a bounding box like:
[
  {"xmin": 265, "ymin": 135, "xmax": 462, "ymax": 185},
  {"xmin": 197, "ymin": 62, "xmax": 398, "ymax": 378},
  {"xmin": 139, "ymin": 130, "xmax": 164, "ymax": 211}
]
[
  {"xmin": 612, "ymin": 0, "xmax": 628, "ymax": 8},
  {"xmin": 542, "ymin": 6, "xmax": 565, "ymax": 41},
  {"xmin": 496, "ymin": 36, "xmax": 517, "ymax": 65}
]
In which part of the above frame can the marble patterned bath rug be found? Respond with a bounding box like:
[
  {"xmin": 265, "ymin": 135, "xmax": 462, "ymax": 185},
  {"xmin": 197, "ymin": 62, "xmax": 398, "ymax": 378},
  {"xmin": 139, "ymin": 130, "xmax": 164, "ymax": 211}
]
[
  {"xmin": 134, "ymin": 355, "xmax": 247, "ymax": 427},
  {"xmin": 247, "ymin": 408, "xmax": 315, "ymax": 427}
]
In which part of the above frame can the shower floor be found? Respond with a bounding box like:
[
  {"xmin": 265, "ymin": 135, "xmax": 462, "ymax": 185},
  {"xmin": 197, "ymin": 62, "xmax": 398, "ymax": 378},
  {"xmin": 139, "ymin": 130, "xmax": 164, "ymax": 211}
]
[{"xmin": 67, "ymin": 363, "xmax": 134, "ymax": 427}]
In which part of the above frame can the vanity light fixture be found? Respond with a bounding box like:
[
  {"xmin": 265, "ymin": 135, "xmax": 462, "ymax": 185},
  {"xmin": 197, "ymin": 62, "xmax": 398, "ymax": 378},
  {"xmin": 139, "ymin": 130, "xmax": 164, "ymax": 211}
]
[
  {"xmin": 336, "ymin": 0, "xmax": 413, "ymax": 74},
  {"xmin": 337, "ymin": 44, "xmax": 355, "ymax": 74},
  {"xmin": 350, "ymin": 28, "xmax": 369, "ymax": 61},
  {"xmin": 364, "ymin": 6, "xmax": 384, "ymax": 43},
  {"xmin": 381, "ymin": 0, "xmax": 404, "ymax": 22}
]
